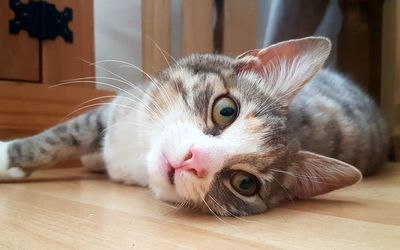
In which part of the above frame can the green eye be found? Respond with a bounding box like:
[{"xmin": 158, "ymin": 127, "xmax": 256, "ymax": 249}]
[
  {"xmin": 212, "ymin": 96, "xmax": 238, "ymax": 127},
  {"xmin": 230, "ymin": 171, "xmax": 258, "ymax": 196}
]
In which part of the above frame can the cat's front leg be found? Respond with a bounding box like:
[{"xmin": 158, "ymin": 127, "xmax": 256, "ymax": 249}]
[
  {"xmin": 0, "ymin": 141, "xmax": 29, "ymax": 180},
  {"xmin": 81, "ymin": 152, "xmax": 106, "ymax": 173},
  {"xmin": 0, "ymin": 110, "xmax": 107, "ymax": 180}
]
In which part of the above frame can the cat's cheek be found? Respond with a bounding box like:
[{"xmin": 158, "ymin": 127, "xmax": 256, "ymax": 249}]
[
  {"xmin": 173, "ymin": 171, "xmax": 213, "ymax": 203},
  {"xmin": 150, "ymin": 182, "xmax": 181, "ymax": 203}
]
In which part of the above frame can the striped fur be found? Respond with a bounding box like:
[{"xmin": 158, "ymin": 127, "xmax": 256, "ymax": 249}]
[
  {"xmin": 0, "ymin": 108, "xmax": 107, "ymax": 178},
  {"xmin": 0, "ymin": 37, "xmax": 387, "ymax": 216}
]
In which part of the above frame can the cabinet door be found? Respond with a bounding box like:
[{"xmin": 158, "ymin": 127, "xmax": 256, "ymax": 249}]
[
  {"xmin": 42, "ymin": 0, "xmax": 95, "ymax": 84},
  {"xmin": 0, "ymin": 0, "xmax": 110, "ymax": 140},
  {"xmin": 0, "ymin": 0, "xmax": 40, "ymax": 82}
]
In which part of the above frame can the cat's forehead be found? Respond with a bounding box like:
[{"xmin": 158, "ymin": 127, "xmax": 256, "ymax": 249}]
[
  {"xmin": 166, "ymin": 55, "xmax": 273, "ymax": 108},
  {"xmin": 163, "ymin": 54, "xmax": 235, "ymax": 84},
  {"xmin": 177, "ymin": 54, "xmax": 236, "ymax": 73}
]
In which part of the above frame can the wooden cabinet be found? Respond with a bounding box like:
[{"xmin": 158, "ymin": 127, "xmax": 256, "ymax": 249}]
[
  {"xmin": 0, "ymin": 0, "xmax": 40, "ymax": 82},
  {"xmin": 0, "ymin": 0, "xmax": 109, "ymax": 140}
]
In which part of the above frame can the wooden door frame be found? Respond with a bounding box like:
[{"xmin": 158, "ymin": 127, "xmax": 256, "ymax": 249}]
[{"xmin": 381, "ymin": 0, "xmax": 400, "ymax": 161}]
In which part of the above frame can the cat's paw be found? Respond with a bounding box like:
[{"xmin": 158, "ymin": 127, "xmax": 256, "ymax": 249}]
[
  {"xmin": 0, "ymin": 142, "xmax": 27, "ymax": 180},
  {"xmin": 81, "ymin": 152, "xmax": 106, "ymax": 173}
]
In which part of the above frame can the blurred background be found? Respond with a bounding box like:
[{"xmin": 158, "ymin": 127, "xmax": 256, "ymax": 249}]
[{"xmin": 0, "ymin": 0, "xmax": 399, "ymax": 162}]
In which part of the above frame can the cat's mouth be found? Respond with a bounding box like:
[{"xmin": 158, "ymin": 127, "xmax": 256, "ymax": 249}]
[
  {"xmin": 161, "ymin": 156, "xmax": 175, "ymax": 185},
  {"xmin": 167, "ymin": 167, "xmax": 175, "ymax": 185}
]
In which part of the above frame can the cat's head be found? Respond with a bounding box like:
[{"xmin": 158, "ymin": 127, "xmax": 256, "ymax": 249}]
[{"xmin": 145, "ymin": 37, "xmax": 362, "ymax": 216}]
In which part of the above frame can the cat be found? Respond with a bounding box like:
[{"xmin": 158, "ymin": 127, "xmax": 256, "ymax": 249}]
[{"xmin": 0, "ymin": 37, "xmax": 387, "ymax": 216}]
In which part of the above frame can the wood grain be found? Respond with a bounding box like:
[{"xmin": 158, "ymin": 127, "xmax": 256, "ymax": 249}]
[
  {"xmin": 142, "ymin": 0, "xmax": 171, "ymax": 76},
  {"xmin": 222, "ymin": 0, "xmax": 258, "ymax": 57},
  {"xmin": 0, "ymin": 0, "xmax": 40, "ymax": 81},
  {"xmin": 181, "ymin": 0, "xmax": 214, "ymax": 56},
  {"xmin": 381, "ymin": 0, "xmax": 400, "ymax": 161},
  {"xmin": 41, "ymin": 0, "xmax": 94, "ymax": 85},
  {"xmin": 0, "ymin": 163, "xmax": 399, "ymax": 249},
  {"xmin": 0, "ymin": 81, "xmax": 112, "ymax": 140}
]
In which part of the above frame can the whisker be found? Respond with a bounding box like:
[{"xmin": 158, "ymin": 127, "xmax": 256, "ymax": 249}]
[
  {"xmin": 51, "ymin": 80, "xmax": 166, "ymax": 127},
  {"xmin": 75, "ymin": 59, "xmax": 173, "ymax": 127},
  {"xmin": 102, "ymin": 122, "xmax": 153, "ymax": 134},
  {"xmin": 62, "ymin": 76, "xmax": 134, "ymax": 87},
  {"xmin": 207, "ymin": 194, "xmax": 255, "ymax": 222},
  {"xmin": 269, "ymin": 175, "xmax": 294, "ymax": 204},
  {"xmin": 61, "ymin": 103, "xmax": 139, "ymax": 122},
  {"xmin": 199, "ymin": 195, "xmax": 229, "ymax": 224},
  {"xmin": 64, "ymin": 74, "xmax": 166, "ymax": 116},
  {"xmin": 51, "ymin": 80, "xmax": 135, "ymax": 98},
  {"xmin": 144, "ymin": 34, "xmax": 180, "ymax": 66},
  {"xmin": 73, "ymin": 95, "xmax": 117, "ymax": 108},
  {"xmin": 81, "ymin": 59, "xmax": 134, "ymax": 87},
  {"xmin": 81, "ymin": 59, "xmax": 170, "ymax": 119},
  {"xmin": 270, "ymin": 169, "xmax": 339, "ymax": 186},
  {"xmin": 95, "ymin": 60, "xmax": 174, "ymax": 108},
  {"xmin": 74, "ymin": 95, "xmax": 161, "ymax": 121}
]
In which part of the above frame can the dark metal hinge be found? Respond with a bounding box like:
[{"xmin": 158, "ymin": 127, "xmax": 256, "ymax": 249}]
[{"xmin": 9, "ymin": 0, "xmax": 73, "ymax": 43}]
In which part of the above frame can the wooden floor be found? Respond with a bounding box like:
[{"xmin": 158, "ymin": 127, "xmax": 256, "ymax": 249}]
[{"xmin": 0, "ymin": 163, "xmax": 399, "ymax": 250}]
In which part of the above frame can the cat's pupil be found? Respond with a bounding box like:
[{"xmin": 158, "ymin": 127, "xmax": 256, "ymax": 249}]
[
  {"xmin": 239, "ymin": 176, "xmax": 253, "ymax": 190},
  {"xmin": 220, "ymin": 107, "xmax": 235, "ymax": 117},
  {"xmin": 212, "ymin": 96, "xmax": 238, "ymax": 127},
  {"xmin": 230, "ymin": 171, "xmax": 258, "ymax": 196}
]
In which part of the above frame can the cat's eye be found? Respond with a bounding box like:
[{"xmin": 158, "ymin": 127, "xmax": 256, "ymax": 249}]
[
  {"xmin": 212, "ymin": 96, "xmax": 238, "ymax": 127},
  {"xmin": 230, "ymin": 171, "xmax": 258, "ymax": 196}
]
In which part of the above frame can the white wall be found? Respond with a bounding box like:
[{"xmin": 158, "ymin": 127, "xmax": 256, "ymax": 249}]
[{"xmin": 94, "ymin": 0, "xmax": 142, "ymax": 90}]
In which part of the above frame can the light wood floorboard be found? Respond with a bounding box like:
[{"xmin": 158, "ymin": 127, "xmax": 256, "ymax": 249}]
[{"xmin": 0, "ymin": 163, "xmax": 399, "ymax": 249}]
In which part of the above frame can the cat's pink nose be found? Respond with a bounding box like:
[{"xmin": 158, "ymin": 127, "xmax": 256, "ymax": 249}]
[{"xmin": 175, "ymin": 147, "xmax": 208, "ymax": 178}]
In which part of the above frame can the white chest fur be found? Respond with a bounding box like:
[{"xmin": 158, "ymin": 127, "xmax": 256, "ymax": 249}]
[{"xmin": 102, "ymin": 99, "xmax": 154, "ymax": 186}]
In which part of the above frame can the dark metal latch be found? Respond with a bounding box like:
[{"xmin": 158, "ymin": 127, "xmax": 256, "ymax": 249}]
[{"xmin": 9, "ymin": 0, "xmax": 73, "ymax": 43}]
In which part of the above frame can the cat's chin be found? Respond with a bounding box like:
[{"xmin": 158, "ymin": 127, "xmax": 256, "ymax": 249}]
[
  {"xmin": 147, "ymin": 153, "xmax": 182, "ymax": 203},
  {"xmin": 150, "ymin": 182, "xmax": 182, "ymax": 203}
]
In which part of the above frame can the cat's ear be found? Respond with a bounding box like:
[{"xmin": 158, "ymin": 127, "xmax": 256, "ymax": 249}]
[
  {"xmin": 286, "ymin": 151, "xmax": 362, "ymax": 199},
  {"xmin": 235, "ymin": 37, "xmax": 331, "ymax": 103}
]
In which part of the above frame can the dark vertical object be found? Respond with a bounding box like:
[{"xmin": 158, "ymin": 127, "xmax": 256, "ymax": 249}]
[
  {"xmin": 262, "ymin": 0, "xmax": 341, "ymax": 65},
  {"xmin": 337, "ymin": 0, "xmax": 383, "ymax": 103},
  {"xmin": 265, "ymin": 0, "xmax": 330, "ymax": 44},
  {"xmin": 365, "ymin": 0, "xmax": 383, "ymax": 104},
  {"xmin": 214, "ymin": 0, "xmax": 224, "ymax": 53}
]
